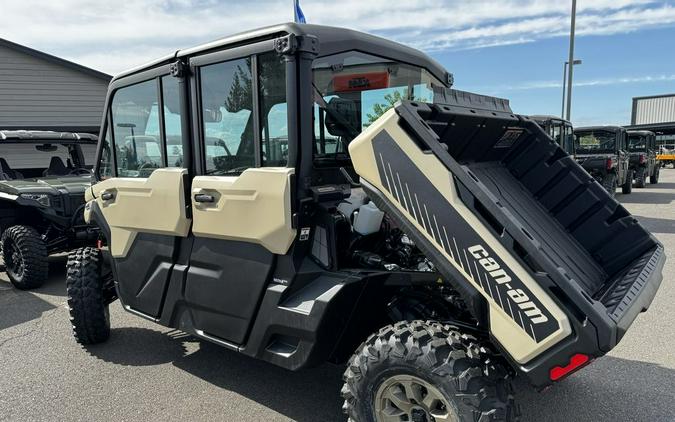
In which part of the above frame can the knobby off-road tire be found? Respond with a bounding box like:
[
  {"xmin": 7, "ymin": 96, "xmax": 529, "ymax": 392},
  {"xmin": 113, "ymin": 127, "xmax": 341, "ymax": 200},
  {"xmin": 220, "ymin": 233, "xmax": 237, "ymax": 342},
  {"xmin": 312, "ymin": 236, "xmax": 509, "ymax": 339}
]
[
  {"xmin": 601, "ymin": 173, "xmax": 617, "ymax": 198},
  {"xmin": 66, "ymin": 247, "xmax": 110, "ymax": 345},
  {"xmin": 650, "ymin": 166, "xmax": 659, "ymax": 184},
  {"xmin": 634, "ymin": 167, "xmax": 646, "ymax": 188},
  {"xmin": 1, "ymin": 225, "xmax": 48, "ymax": 290},
  {"xmin": 621, "ymin": 170, "xmax": 633, "ymax": 194},
  {"xmin": 342, "ymin": 320, "xmax": 518, "ymax": 422}
]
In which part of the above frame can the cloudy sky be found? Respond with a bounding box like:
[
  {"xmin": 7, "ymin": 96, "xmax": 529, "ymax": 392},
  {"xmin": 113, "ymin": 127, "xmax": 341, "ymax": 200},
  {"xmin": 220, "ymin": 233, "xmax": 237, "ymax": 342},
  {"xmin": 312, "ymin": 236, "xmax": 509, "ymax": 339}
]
[{"xmin": 2, "ymin": 0, "xmax": 675, "ymax": 125}]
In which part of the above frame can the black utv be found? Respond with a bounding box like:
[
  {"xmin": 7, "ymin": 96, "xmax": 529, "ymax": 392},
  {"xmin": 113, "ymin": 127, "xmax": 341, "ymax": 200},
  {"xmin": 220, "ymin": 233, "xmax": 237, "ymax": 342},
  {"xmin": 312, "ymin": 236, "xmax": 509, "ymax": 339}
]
[
  {"xmin": 627, "ymin": 130, "xmax": 660, "ymax": 187},
  {"xmin": 0, "ymin": 131, "xmax": 98, "ymax": 289},
  {"xmin": 531, "ymin": 115, "xmax": 574, "ymax": 155},
  {"xmin": 573, "ymin": 126, "xmax": 632, "ymax": 196},
  {"xmin": 65, "ymin": 24, "xmax": 665, "ymax": 422}
]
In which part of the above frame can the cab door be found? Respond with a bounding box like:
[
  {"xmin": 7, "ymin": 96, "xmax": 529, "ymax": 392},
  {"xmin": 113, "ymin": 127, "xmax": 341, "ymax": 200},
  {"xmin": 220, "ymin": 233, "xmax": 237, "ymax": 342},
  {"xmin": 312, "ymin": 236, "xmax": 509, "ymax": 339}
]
[
  {"xmin": 182, "ymin": 45, "xmax": 296, "ymax": 345},
  {"xmin": 92, "ymin": 68, "xmax": 191, "ymax": 319}
]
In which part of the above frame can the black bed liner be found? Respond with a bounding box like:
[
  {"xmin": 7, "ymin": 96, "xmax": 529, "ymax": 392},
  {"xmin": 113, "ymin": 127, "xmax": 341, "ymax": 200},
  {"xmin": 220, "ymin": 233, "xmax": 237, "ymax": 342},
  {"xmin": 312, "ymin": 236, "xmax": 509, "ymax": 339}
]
[{"xmin": 393, "ymin": 89, "xmax": 664, "ymax": 352}]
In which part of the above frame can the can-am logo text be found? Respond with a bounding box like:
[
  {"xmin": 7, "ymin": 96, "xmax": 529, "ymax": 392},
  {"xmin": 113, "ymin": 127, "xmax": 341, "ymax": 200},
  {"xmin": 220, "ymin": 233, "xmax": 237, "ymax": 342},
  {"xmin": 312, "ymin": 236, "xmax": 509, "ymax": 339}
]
[{"xmin": 468, "ymin": 245, "xmax": 549, "ymax": 325}]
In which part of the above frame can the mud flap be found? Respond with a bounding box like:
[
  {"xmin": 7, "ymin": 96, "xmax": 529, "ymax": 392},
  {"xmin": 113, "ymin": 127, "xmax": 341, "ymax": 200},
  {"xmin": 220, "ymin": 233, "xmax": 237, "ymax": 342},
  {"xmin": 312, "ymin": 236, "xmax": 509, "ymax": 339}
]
[{"xmin": 349, "ymin": 108, "xmax": 571, "ymax": 364}]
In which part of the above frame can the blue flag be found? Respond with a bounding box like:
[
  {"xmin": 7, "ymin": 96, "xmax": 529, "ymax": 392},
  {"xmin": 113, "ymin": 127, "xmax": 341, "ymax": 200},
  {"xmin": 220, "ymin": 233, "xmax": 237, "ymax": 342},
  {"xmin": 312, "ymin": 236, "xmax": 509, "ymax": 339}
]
[{"xmin": 294, "ymin": 0, "xmax": 307, "ymax": 23}]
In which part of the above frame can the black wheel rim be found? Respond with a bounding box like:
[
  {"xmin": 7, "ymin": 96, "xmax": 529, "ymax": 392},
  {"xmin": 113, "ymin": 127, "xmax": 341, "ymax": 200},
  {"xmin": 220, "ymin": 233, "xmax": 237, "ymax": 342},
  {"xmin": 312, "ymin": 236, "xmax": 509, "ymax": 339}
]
[{"xmin": 6, "ymin": 240, "xmax": 25, "ymax": 280}]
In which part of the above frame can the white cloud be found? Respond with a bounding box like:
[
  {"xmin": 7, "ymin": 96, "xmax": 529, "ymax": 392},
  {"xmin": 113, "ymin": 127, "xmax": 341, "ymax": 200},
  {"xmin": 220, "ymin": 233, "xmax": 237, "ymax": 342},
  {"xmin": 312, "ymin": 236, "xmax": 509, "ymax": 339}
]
[
  {"xmin": 479, "ymin": 73, "xmax": 675, "ymax": 92},
  {"xmin": 0, "ymin": 0, "xmax": 673, "ymax": 74}
]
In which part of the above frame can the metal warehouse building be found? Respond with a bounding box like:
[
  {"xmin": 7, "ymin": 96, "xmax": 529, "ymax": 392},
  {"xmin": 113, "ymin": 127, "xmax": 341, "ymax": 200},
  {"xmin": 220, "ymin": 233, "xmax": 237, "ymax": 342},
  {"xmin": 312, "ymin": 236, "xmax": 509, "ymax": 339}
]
[
  {"xmin": 627, "ymin": 93, "xmax": 675, "ymax": 149},
  {"xmin": 0, "ymin": 38, "xmax": 111, "ymax": 134}
]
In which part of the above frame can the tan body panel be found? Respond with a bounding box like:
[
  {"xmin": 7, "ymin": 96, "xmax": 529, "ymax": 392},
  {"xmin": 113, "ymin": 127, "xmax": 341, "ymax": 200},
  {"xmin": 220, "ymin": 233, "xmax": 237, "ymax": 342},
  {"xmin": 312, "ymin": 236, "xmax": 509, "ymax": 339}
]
[
  {"xmin": 88, "ymin": 168, "xmax": 191, "ymax": 257},
  {"xmin": 191, "ymin": 167, "xmax": 295, "ymax": 255},
  {"xmin": 349, "ymin": 108, "xmax": 571, "ymax": 364}
]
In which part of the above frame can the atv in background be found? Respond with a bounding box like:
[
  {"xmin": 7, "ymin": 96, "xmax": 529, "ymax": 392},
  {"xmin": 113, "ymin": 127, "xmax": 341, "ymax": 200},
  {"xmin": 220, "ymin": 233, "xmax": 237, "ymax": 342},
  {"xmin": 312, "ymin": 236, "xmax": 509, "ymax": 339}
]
[
  {"xmin": 627, "ymin": 130, "xmax": 660, "ymax": 187},
  {"xmin": 532, "ymin": 115, "xmax": 575, "ymax": 155},
  {"xmin": 574, "ymin": 126, "xmax": 632, "ymax": 197},
  {"xmin": 0, "ymin": 130, "xmax": 99, "ymax": 289}
]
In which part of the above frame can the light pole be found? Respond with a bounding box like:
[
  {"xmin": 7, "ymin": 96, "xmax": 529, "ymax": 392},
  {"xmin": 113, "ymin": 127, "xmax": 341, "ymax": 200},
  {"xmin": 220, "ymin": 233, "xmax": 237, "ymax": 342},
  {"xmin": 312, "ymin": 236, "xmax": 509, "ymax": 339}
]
[
  {"xmin": 565, "ymin": 0, "xmax": 577, "ymax": 121},
  {"xmin": 561, "ymin": 59, "xmax": 582, "ymax": 119}
]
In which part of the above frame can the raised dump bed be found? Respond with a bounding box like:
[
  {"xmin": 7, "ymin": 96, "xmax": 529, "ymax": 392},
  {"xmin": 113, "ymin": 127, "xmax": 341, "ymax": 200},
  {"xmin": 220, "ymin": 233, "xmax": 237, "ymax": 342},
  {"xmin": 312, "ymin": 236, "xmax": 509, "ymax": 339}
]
[{"xmin": 349, "ymin": 88, "xmax": 665, "ymax": 384}]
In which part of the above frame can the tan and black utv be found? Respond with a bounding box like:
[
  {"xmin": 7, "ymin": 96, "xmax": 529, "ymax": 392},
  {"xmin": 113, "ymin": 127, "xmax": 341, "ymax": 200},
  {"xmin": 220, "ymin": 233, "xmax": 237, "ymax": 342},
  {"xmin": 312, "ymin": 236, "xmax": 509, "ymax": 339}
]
[{"xmin": 67, "ymin": 23, "xmax": 665, "ymax": 422}]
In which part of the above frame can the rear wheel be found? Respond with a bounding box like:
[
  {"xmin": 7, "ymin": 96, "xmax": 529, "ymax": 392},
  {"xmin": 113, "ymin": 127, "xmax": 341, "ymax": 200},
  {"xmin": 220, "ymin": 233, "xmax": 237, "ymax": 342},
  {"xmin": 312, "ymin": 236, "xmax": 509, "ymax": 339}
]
[
  {"xmin": 650, "ymin": 166, "xmax": 659, "ymax": 184},
  {"xmin": 342, "ymin": 320, "xmax": 518, "ymax": 422},
  {"xmin": 622, "ymin": 170, "xmax": 633, "ymax": 194},
  {"xmin": 634, "ymin": 167, "xmax": 646, "ymax": 188},
  {"xmin": 66, "ymin": 247, "xmax": 111, "ymax": 345},
  {"xmin": 1, "ymin": 225, "xmax": 48, "ymax": 290},
  {"xmin": 601, "ymin": 173, "xmax": 617, "ymax": 197}
]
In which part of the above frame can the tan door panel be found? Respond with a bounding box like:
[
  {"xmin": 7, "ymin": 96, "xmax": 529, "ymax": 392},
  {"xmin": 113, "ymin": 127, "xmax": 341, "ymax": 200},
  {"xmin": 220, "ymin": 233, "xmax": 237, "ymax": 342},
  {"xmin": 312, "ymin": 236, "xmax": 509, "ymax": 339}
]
[
  {"xmin": 191, "ymin": 167, "xmax": 295, "ymax": 255},
  {"xmin": 89, "ymin": 168, "xmax": 191, "ymax": 257}
]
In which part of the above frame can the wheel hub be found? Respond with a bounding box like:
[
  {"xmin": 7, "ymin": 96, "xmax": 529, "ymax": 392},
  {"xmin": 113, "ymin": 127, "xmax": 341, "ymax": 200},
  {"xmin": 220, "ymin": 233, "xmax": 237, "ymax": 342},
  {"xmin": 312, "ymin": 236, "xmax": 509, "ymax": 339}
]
[
  {"xmin": 7, "ymin": 242, "xmax": 24, "ymax": 278},
  {"xmin": 374, "ymin": 374, "xmax": 458, "ymax": 422}
]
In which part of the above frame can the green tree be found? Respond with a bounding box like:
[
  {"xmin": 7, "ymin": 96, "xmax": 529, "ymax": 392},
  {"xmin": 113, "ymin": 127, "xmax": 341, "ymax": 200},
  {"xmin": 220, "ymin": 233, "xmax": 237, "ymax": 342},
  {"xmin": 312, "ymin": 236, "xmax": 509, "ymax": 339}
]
[{"xmin": 364, "ymin": 88, "xmax": 429, "ymax": 127}]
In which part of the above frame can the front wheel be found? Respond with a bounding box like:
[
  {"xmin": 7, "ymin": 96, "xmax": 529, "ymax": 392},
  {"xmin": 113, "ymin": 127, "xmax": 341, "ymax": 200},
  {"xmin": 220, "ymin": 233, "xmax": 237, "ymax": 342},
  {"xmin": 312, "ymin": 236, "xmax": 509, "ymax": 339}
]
[
  {"xmin": 650, "ymin": 166, "xmax": 660, "ymax": 184},
  {"xmin": 634, "ymin": 167, "xmax": 646, "ymax": 188},
  {"xmin": 342, "ymin": 320, "xmax": 518, "ymax": 422},
  {"xmin": 622, "ymin": 170, "xmax": 633, "ymax": 194},
  {"xmin": 66, "ymin": 247, "xmax": 111, "ymax": 345},
  {"xmin": 1, "ymin": 225, "xmax": 48, "ymax": 289}
]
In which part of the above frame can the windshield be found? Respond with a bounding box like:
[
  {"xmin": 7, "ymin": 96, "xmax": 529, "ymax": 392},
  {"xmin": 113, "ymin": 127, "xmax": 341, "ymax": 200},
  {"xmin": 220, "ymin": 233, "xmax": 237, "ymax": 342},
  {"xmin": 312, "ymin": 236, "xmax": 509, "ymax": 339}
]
[
  {"xmin": 575, "ymin": 130, "xmax": 617, "ymax": 154},
  {"xmin": 628, "ymin": 134, "xmax": 647, "ymax": 151},
  {"xmin": 312, "ymin": 51, "xmax": 445, "ymax": 163},
  {"xmin": 0, "ymin": 143, "xmax": 92, "ymax": 179}
]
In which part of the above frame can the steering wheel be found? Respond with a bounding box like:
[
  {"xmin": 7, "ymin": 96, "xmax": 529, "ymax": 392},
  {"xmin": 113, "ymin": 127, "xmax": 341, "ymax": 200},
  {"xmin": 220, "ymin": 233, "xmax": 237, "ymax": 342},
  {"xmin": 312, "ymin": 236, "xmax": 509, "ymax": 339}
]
[{"xmin": 69, "ymin": 168, "xmax": 92, "ymax": 175}]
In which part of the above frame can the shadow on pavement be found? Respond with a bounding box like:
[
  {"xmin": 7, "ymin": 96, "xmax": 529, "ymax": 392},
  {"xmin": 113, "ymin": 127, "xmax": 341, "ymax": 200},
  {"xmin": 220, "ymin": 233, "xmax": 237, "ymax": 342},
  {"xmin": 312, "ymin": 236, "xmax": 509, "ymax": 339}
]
[
  {"xmin": 619, "ymin": 182, "xmax": 675, "ymax": 204},
  {"xmin": 633, "ymin": 215, "xmax": 675, "ymax": 235},
  {"xmin": 173, "ymin": 341, "xmax": 344, "ymax": 422},
  {"xmin": 84, "ymin": 327, "xmax": 189, "ymax": 366},
  {"xmin": 519, "ymin": 356, "xmax": 675, "ymax": 421},
  {"xmin": 0, "ymin": 256, "xmax": 68, "ymax": 331},
  {"xmin": 81, "ymin": 325, "xmax": 675, "ymax": 422}
]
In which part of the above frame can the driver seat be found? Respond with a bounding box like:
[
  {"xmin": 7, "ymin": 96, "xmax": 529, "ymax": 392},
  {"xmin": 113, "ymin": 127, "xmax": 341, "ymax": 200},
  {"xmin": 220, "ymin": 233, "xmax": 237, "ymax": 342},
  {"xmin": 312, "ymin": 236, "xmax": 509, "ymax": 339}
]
[
  {"xmin": 44, "ymin": 157, "xmax": 70, "ymax": 176},
  {"xmin": 0, "ymin": 158, "xmax": 23, "ymax": 180}
]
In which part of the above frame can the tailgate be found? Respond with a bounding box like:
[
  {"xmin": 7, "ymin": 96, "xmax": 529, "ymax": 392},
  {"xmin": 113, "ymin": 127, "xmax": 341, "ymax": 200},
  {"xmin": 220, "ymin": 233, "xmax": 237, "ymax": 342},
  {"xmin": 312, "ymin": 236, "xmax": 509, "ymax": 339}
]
[{"xmin": 348, "ymin": 89, "xmax": 664, "ymax": 368}]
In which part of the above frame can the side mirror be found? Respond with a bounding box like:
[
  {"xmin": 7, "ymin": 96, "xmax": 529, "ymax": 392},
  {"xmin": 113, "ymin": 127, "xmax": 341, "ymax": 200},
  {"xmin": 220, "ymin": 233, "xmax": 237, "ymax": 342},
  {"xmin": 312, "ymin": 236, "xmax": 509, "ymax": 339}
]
[
  {"xmin": 203, "ymin": 108, "xmax": 223, "ymax": 123},
  {"xmin": 324, "ymin": 97, "xmax": 360, "ymax": 139}
]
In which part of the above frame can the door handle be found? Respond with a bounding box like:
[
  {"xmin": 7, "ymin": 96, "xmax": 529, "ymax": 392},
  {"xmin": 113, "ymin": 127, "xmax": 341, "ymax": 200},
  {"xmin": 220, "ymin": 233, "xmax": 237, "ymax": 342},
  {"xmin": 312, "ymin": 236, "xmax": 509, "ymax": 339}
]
[
  {"xmin": 194, "ymin": 193, "xmax": 215, "ymax": 203},
  {"xmin": 101, "ymin": 191, "xmax": 114, "ymax": 201}
]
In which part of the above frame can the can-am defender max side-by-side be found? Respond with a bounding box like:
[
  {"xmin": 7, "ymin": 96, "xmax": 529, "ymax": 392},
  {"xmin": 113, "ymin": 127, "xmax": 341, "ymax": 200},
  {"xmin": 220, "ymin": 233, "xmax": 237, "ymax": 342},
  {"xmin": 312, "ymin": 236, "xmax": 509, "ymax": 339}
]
[
  {"xmin": 66, "ymin": 24, "xmax": 665, "ymax": 421},
  {"xmin": 573, "ymin": 126, "xmax": 633, "ymax": 197},
  {"xmin": 627, "ymin": 130, "xmax": 660, "ymax": 188},
  {"xmin": 0, "ymin": 131, "xmax": 99, "ymax": 289}
]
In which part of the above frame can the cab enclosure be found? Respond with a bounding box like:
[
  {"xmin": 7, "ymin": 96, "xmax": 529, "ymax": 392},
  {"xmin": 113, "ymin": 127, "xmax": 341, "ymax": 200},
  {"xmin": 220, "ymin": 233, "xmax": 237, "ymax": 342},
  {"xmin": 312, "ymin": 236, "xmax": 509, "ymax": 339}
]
[
  {"xmin": 531, "ymin": 115, "xmax": 574, "ymax": 155},
  {"xmin": 81, "ymin": 23, "xmax": 664, "ymax": 394},
  {"xmin": 574, "ymin": 126, "xmax": 632, "ymax": 195},
  {"xmin": 627, "ymin": 130, "xmax": 659, "ymax": 187}
]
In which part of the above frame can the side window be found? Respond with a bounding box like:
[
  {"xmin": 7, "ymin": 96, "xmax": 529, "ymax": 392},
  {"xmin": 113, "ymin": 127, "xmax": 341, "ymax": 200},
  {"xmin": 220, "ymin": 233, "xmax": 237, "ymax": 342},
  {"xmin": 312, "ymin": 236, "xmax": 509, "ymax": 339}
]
[
  {"xmin": 111, "ymin": 79, "xmax": 162, "ymax": 177},
  {"xmin": 98, "ymin": 125, "xmax": 114, "ymax": 180},
  {"xmin": 161, "ymin": 76, "xmax": 184, "ymax": 167},
  {"xmin": 200, "ymin": 58, "xmax": 254, "ymax": 175},
  {"xmin": 258, "ymin": 53, "xmax": 288, "ymax": 167}
]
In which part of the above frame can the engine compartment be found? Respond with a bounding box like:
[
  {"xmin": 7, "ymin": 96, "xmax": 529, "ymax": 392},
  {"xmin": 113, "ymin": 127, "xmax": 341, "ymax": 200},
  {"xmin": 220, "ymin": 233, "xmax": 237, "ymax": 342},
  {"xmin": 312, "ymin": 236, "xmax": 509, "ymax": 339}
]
[{"xmin": 309, "ymin": 185, "xmax": 435, "ymax": 273}]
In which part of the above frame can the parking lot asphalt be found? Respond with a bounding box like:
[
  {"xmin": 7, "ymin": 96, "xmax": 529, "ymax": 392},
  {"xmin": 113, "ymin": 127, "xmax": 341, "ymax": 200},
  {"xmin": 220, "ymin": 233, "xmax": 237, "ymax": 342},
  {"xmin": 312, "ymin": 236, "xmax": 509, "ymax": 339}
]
[{"xmin": 1, "ymin": 171, "xmax": 674, "ymax": 422}]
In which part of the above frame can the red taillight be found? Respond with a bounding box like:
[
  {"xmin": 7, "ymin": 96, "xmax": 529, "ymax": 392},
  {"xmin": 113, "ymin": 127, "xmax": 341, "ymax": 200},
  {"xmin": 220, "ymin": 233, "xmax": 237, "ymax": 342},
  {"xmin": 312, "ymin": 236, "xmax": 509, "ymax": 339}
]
[
  {"xmin": 550, "ymin": 353, "xmax": 591, "ymax": 381},
  {"xmin": 639, "ymin": 154, "xmax": 646, "ymax": 164},
  {"xmin": 96, "ymin": 239, "xmax": 103, "ymax": 249},
  {"xmin": 606, "ymin": 158, "xmax": 613, "ymax": 170}
]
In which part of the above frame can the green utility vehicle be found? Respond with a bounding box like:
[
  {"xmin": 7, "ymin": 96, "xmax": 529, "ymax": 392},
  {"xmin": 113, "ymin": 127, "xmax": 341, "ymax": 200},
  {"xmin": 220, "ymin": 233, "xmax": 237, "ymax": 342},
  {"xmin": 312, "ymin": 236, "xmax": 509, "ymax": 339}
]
[
  {"xmin": 66, "ymin": 24, "xmax": 664, "ymax": 422},
  {"xmin": 0, "ymin": 130, "xmax": 98, "ymax": 289},
  {"xmin": 574, "ymin": 126, "xmax": 633, "ymax": 197},
  {"xmin": 532, "ymin": 115, "xmax": 574, "ymax": 155},
  {"xmin": 627, "ymin": 130, "xmax": 660, "ymax": 187}
]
